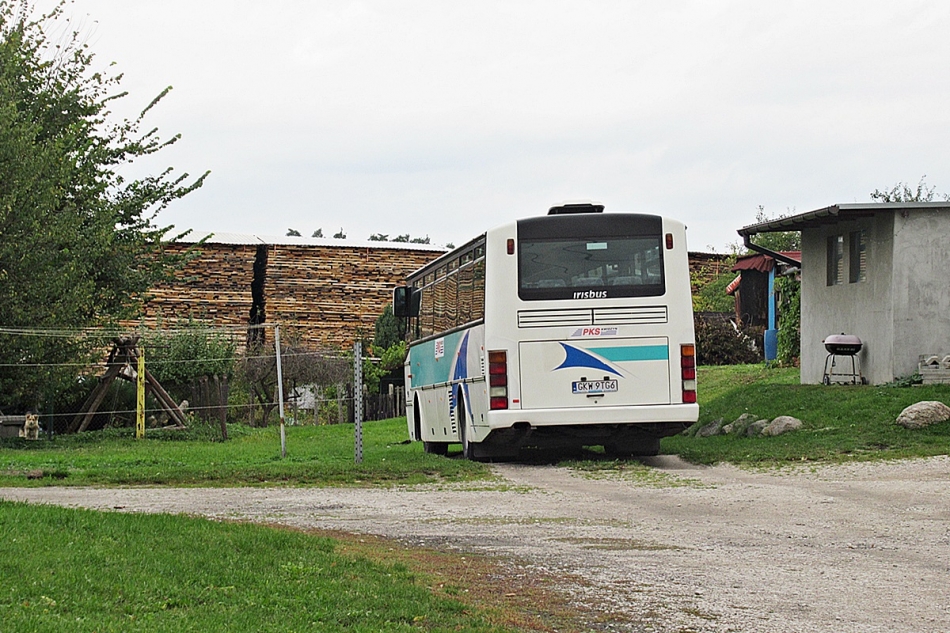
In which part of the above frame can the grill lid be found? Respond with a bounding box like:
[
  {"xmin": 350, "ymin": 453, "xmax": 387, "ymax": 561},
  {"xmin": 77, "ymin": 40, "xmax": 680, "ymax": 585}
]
[{"xmin": 824, "ymin": 333, "xmax": 862, "ymax": 354}]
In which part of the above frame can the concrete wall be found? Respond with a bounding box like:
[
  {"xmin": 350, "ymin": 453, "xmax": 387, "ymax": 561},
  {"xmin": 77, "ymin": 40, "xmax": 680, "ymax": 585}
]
[
  {"xmin": 800, "ymin": 214, "xmax": 895, "ymax": 384},
  {"xmin": 890, "ymin": 208, "xmax": 950, "ymax": 378}
]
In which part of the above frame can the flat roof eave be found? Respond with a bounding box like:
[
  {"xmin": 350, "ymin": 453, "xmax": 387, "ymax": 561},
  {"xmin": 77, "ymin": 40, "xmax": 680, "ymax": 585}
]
[{"xmin": 737, "ymin": 202, "xmax": 950, "ymax": 236}]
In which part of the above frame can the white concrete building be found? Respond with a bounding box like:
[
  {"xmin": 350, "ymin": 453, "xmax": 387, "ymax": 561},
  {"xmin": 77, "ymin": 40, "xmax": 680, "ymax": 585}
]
[{"xmin": 738, "ymin": 202, "xmax": 950, "ymax": 385}]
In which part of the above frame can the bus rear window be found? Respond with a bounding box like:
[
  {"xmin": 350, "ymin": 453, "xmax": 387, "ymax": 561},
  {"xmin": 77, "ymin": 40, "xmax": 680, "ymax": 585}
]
[{"xmin": 519, "ymin": 236, "xmax": 664, "ymax": 300}]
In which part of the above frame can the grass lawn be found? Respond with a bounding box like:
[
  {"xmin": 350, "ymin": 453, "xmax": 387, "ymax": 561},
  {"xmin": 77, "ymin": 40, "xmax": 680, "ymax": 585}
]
[
  {"xmin": 2, "ymin": 365, "xmax": 949, "ymax": 484},
  {"xmin": 663, "ymin": 364, "xmax": 950, "ymax": 464},
  {"xmin": 0, "ymin": 500, "xmax": 564, "ymax": 633},
  {"xmin": 0, "ymin": 422, "xmax": 580, "ymax": 632},
  {"xmin": 0, "ymin": 419, "xmax": 490, "ymax": 487}
]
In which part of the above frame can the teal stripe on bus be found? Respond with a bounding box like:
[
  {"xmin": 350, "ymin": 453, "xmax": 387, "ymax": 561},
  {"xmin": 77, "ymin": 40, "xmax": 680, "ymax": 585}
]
[
  {"xmin": 589, "ymin": 345, "xmax": 669, "ymax": 362},
  {"xmin": 410, "ymin": 330, "xmax": 468, "ymax": 388}
]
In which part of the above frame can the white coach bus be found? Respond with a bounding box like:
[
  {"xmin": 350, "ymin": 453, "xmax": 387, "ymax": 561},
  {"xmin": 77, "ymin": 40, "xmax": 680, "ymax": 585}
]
[{"xmin": 392, "ymin": 203, "xmax": 698, "ymax": 460}]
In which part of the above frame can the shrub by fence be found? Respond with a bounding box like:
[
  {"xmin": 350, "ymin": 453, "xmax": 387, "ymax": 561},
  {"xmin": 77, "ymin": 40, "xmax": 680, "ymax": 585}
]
[{"xmin": 694, "ymin": 313, "xmax": 762, "ymax": 366}]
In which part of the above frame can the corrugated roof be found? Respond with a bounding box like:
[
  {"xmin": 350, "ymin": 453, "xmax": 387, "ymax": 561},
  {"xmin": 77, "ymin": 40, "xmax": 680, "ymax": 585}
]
[
  {"xmin": 732, "ymin": 251, "xmax": 801, "ymax": 273},
  {"xmin": 737, "ymin": 202, "xmax": 950, "ymax": 236},
  {"xmin": 172, "ymin": 231, "xmax": 448, "ymax": 252}
]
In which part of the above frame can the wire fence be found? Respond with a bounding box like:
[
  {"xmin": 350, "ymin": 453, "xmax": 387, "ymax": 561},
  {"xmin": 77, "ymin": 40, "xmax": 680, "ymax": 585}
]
[{"xmin": 0, "ymin": 323, "xmax": 406, "ymax": 438}]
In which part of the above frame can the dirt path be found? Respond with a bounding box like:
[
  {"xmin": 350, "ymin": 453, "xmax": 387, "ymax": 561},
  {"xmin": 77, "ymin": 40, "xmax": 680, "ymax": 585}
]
[{"xmin": 3, "ymin": 456, "xmax": 949, "ymax": 632}]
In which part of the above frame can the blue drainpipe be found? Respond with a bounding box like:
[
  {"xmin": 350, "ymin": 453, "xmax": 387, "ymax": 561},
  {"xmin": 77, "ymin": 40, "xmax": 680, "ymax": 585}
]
[{"xmin": 764, "ymin": 266, "xmax": 778, "ymax": 362}]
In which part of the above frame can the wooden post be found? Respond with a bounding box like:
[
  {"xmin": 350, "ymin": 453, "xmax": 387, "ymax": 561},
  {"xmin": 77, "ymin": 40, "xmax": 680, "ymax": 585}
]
[
  {"xmin": 217, "ymin": 375, "xmax": 228, "ymax": 441},
  {"xmin": 136, "ymin": 347, "xmax": 145, "ymax": 439},
  {"xmin": 336, "ymin": 383, "xmax": 344, "ymax": 425},
  {"xmin": 70, "ymin": 337, "xmax": 187, "ymax": 433}
]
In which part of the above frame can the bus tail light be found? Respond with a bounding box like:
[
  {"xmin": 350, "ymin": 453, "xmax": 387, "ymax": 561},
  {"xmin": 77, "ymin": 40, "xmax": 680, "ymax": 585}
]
[
  {"xmin": 681, "ymin": 344, "xmax": 697, "ymax": 404},
  {"xmin": 488, "ymin": 350, "xmax": 509, "ymax": 410}
]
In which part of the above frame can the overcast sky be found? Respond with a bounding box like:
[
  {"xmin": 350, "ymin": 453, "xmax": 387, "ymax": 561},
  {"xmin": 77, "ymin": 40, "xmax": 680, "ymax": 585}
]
[{"xmin": 48, "ymin": 1, "xmax": 950, "ymax": 251}]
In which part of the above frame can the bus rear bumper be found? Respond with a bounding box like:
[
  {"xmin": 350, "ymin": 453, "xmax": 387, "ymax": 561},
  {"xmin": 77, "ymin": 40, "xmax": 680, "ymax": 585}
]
[
  {"xmin": 484, "ymin": 403, "xmax": 698, "ymax": 432},
  {"xmin": 473, "ymin": 404, "xmax": 698, "ymax": 455}
]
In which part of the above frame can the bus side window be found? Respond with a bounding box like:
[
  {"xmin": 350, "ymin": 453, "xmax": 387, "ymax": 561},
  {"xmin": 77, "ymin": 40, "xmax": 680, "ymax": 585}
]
[
  {"xmin": 433, "ymin": 275, "xmax": 446, "ymax": 334},
  {"xmin": 445, "ymin": 267, "xmax": 458, "ymax": 329},
  {"xmin": 419, "ymin": 284, "xmax": 434, "ymax": 339},
  {"xmin": 458, "ymin": 259, "xmax": 474, "ymax": 324},
  {"xmin": 472, "ymin": 257, "xmax": 486, "ymax": 321}
]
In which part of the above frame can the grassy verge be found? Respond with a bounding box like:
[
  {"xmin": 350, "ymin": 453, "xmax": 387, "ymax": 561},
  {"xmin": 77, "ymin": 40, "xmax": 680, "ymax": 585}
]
[
  {"xmin": 0, "ymin": 500, "xmax": 580, "ymax": 633},
  {"xmin": 4, "ymin": 367, "xmax": 950, "ymax": 483},
  {"xmin": 662, "ymin": 364, "xmax": 950, "ymax": 464},
  {"xmin": 0, "ymin": 419, "xmax": 490, "ymax": 487}
]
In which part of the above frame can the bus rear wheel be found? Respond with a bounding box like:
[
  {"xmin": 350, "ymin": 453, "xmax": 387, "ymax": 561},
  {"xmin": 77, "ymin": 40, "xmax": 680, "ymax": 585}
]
[
  {"xmin": 604, "ymin": 436, "xmax": 660, "ymax": 458},
  {"xmin": 458, "ymin": 397, "xmax": 486, "ymax": 461},
  {"xmin": 423, "ymin": 441, "xmax": 449, "ymax": 455},
  {"xmin": 459, "ymin": 404, "xmax": 473, "ymax": 460}
]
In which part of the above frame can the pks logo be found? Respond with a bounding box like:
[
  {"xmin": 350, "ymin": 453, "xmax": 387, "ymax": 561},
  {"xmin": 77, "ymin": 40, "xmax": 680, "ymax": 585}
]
[{"xmin": 570, "ymin": 327, "xmax": 619, "ymax": 338}]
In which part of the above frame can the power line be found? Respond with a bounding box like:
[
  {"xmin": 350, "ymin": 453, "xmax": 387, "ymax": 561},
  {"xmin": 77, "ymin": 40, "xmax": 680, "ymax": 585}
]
[
  {"xmin": 0, "ymin": 323, "xmax": 266, "ymax": 338},
  {"xmin": 0, "ymin": 350, "xmax": 350, "ymax": 368}
]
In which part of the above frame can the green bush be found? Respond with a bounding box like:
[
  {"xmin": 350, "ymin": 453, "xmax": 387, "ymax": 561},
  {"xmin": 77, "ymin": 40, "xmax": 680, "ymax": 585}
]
[
  {"xmin": 695, "ymin": 316, "xmax": 762, "ymax": 365},
  {"xmin": 775, "ymin": 276, "xmax": 801, "ymax": 365}
]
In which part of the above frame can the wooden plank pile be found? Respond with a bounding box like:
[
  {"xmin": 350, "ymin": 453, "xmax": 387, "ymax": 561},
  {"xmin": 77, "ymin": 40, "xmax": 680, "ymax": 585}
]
[
  {"xmin": 139, "ymin": 241, "xmax": 443, "ymax": 351},
  {"xmin": 141, "ymin": 243, "xmax": 258, "ymax": 331},
  {"xmin": 266, "ymin": 244, "xmax": 440, "ymax": 349}
]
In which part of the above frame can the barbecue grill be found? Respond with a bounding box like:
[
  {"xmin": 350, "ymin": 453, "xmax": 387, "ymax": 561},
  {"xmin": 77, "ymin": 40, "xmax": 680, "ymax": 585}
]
[{"xmin": 822, "ymin": 334, "xmax": 866, "ymax": 385}]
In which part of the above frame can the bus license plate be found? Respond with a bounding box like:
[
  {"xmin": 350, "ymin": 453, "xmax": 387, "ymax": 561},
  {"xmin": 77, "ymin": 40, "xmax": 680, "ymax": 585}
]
[{"xmin": 572, "ymin": 380, "xmax": 618, "ymax": 394}]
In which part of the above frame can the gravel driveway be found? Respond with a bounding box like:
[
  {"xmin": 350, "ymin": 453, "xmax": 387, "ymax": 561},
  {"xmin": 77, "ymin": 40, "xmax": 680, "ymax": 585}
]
[{"xmin": 3, "ymin": 456, "xmax": 949, "ymax": 632}]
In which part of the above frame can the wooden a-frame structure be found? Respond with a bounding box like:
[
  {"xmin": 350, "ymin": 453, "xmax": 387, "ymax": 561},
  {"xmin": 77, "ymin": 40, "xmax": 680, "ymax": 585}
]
[{"xmin": 69, "ymin": 336, "xmax": 187, "ymax": 433}]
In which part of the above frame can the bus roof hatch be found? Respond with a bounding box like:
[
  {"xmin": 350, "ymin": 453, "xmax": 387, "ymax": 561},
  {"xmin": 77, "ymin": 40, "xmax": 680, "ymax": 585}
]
[{"xmin": 548, "ymin": 202, "xmax": 605, "ymax": 215}]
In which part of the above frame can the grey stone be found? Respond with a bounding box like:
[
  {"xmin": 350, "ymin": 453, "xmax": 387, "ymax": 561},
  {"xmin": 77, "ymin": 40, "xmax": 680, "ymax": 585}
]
[
  {"xmin": 696, "ymin": 418, "xmax": 725, "ymax": 438},
  {"xmin": 729, "ymin": 413, "xmax": 759, "ymax": 436},
  {"xmin": 745, "ymin": 420, "xmax": 769, "ymax": 437},
  {"xmin": 734, "ymin": 413, "xmax": 758, "ymax": 425},
  {"xmin": 684, "ymin": 420, "xmax": 704, "ymax": 436},
  {"xmin": 896, "ymin": 401, "xmax": 950, "ymax": 430},
  {"xmin": 762, "ymin": 416, "xmax": 803, "ymax": 437}
]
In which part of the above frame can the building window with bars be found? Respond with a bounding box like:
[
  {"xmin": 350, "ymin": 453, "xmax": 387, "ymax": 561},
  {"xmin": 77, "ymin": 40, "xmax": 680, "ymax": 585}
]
[
  {"xmin": 849, "ymin": 230, "xmax": 866, "ymax": 283},
  {"xmin": 827, "ymin": 234, "xmax": 844, "ymax": 286}
]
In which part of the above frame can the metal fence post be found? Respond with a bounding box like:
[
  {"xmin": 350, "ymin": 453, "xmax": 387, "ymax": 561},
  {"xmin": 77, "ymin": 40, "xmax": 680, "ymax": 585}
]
[
  {"xmin": 354, "ymin": 340, "xmax": 363, "ymax": 464},
  {"xmin": 275, "ymin": 324, "xmax": 286, "ymax": 459}
]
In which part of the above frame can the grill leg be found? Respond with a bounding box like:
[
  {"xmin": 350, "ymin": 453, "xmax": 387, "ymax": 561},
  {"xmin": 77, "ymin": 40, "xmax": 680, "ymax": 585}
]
[{"xmin": 822, "ymin": 353, "xmax": 833, "ymax": 385}]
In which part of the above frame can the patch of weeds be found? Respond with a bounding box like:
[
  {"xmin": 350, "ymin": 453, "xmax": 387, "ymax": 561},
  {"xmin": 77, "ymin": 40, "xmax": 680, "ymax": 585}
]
[
  {"xmin": 882, "ymin": 373, "xmax": 923, "ymax": 388},
  {"xmin": 553, "ymin": 536, "xmax": 682, "ymax": 551},
  {"xmin": 681, "ymin": 606, "xmax": 719, "ymax": 621},
  {"xmin": 320, "ymin": 529, "xmax": 600, "ymax": 632},
  {"xmin": 423, "ymin": 481, "xmax": 531, "ymax": 493},
  {"xmin": 31, "ymin": 469, "xmax": 69, "ymax": 480},
  {"xmin": 423, "ymin": 516, "xmax": 634, "ymax": 528},
  {"xmin": 567, "ymin": 460, "xmax": 709, "ymax": 488}
]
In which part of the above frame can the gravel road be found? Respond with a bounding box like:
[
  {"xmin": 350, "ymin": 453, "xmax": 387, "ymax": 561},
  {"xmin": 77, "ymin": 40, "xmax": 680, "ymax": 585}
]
[{"xmin": 3, "ymin": 456, "xmax": 949, "ymax": 632}]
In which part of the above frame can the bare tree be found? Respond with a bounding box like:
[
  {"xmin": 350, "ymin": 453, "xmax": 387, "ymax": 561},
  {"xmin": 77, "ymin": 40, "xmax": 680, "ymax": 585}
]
[
  {"xmin": 236, "ymin": 329, "xmax": 349, "ymax": 426},
  {"xmin": 871, "ymin": 176, "xmax": 948, "ymax": 203}
]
